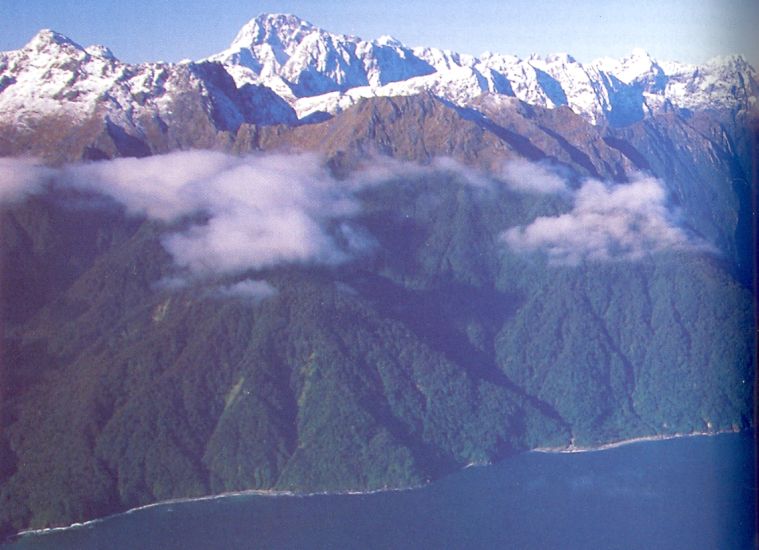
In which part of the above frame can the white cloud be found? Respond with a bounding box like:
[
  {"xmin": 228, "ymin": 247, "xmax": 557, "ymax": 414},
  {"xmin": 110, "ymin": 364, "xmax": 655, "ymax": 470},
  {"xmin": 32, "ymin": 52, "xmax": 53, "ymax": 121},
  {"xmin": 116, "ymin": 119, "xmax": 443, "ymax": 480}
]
[
  {"xmin": 429, "ymin": 157, "xmax": 492, "ymax": 188},
  {"xmin": 498, "ymin": 159, "xmax": 568, "ymax": 194},
  {"xmin": 61, "ymin": 150, "xmax": 235, "ymax": 220},
  {"xmin": 0, "ymin": 154, "xmax": 707, "ymax": 272},
  {"xmin": 0, "ymin": 152, "xmax": 396, "ymax": 279},
  {"xmin": 0, "ymin": 157, "xmax": 53, "ymax": 203},
  {"xmin": 60, "ymin": 151, "xmax": 366, "ymax": 276},
  {"xmin": 346, "ymin": 155, "xmax": 493, "ymax": 189},
  {"xmin": 502, "ymin": 174, "xmax": 708, "ymax": 264},
  {"xmin": 337, "ymin": 222, "xmax": 378, "ymax": 254},
  {"xmin": 349, "ymin": 156, "xmax": 566, "ymax": 194},
  {"xmin": 153, "ymin": 276, "xmax": 190, "ymax": 291},
  {"xmin": 214, "ymin": 279, "xmax": 278, "ymax": 302}
]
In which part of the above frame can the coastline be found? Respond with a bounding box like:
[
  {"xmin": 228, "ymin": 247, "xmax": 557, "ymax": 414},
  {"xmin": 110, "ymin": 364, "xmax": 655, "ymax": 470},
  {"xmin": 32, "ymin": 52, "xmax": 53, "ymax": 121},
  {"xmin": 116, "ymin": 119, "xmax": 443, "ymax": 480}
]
[
  {"xmin": 15, "ymin": 483, "xmax": 427, "ymax": 540},
  {"xmin": 531, "ymin": 427, "xmax": 742, "ymax": 454},
  {"xmin": 13, "ymin": 428, "xmax": 749, "ymax": 541}
]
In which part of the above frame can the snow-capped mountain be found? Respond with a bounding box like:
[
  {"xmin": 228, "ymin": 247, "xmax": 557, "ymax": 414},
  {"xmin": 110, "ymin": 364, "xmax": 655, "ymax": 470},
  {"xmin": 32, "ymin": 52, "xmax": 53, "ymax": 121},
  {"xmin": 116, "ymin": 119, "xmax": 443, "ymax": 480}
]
[
  {"xmin": 0, "ymin": 12, "xmax": 755, "ymax": 158},
  {"xmin": 0, "ymin": 28, "xmax": 296, "ymax": 159},
  {"xmin": 206, "ymin": 13, "xmax": 436, "ymax": 98},
  {"xmin": 204, "ymin": 14, "xmax": 756, "ymax": 125}
]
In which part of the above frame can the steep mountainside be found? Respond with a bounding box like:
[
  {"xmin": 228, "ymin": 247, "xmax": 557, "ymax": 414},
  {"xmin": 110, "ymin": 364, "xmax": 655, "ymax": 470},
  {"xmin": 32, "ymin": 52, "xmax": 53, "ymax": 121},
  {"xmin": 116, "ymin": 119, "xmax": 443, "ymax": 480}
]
[{"xmin": 0, "ymin": 13, "xmax": 755, "ymax": 539}]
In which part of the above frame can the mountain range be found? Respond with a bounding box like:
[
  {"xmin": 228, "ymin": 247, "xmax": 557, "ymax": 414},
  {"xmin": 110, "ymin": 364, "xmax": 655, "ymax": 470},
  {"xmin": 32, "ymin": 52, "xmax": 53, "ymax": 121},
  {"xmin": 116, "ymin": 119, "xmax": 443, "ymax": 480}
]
[
  {"xmin": 0, "ymin": 12, "xmax": 756, "ymax": 160},
  {"xmin": 0, "ymin": 13, "xmax": 755, "ymax": 538}
]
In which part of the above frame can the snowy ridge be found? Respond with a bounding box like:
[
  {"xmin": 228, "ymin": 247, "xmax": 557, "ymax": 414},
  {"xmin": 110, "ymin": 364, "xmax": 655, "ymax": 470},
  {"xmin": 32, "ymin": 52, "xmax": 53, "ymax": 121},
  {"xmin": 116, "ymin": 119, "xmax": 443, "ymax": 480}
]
[
  {"xmin": 206, "ymin": 13, "xmax": 436, "ymax": 97},
  {"xmin": 206, "ymin": 14, "xmax": 757, "ymax": 126},
  {"xmin": 0, "ymin": 27, "xmax": 296, "ymax": 139},
  {"xmin": 0, "ymin": 30, "xmax": 125, "ymax": 123},
  {"xmin": 0, "ymin": 13, "xmax": 756, "ymax": 134}
]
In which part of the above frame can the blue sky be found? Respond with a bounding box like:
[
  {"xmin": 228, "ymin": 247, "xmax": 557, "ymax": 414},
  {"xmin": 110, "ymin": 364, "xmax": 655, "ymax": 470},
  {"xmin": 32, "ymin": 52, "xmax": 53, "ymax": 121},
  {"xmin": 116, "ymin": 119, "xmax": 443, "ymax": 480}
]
[{"xmin": 1, "ymin": 0, "xmax": 756, "ymax": 65}]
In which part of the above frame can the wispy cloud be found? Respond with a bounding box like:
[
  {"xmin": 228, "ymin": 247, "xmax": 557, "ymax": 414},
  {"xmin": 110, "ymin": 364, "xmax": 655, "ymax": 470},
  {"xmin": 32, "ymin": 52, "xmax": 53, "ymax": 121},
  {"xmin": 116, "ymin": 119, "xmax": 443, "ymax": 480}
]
[
  {"xmin": 0, "ymin": 157, "xmax": 53, "ymax": 203},
  {"xmin": 0, "ymin": 151, "xmax": 378, "ymax": 281},
  {"xmin": 346, "ymin": 155, "xmax": 493, "ymax": 189},
  {"xmin": 213, "ymin": 279, "xmax": 278, "ymax": 302},
  {"xmin": 498, "ymin": 158, "xmax": 568, "ymax": 194},
  {"xmin": 503, "ymin": 174, "xmax": 709, "ymax": 264},
  {"xmin": 60, "ymin": 150, "xmax": 236, "ymax": 221},
  {"xmin": 0, "ymin": 153, "xmax": 707, "ymax": 273},
  {"xmin": 349, "ymin": 156, "xmax": 568, "ymax": 194},
  {"xmin": 61, "ymin": 151, "xmax": 365, "ymax": 277}
]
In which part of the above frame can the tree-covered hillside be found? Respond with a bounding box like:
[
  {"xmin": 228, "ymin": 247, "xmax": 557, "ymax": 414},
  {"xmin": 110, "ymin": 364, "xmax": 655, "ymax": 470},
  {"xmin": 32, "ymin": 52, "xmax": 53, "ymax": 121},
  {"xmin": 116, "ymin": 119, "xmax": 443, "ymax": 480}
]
[{"xmin": 0, "ymin": 153, "xmax": 753, "ymax": 535}]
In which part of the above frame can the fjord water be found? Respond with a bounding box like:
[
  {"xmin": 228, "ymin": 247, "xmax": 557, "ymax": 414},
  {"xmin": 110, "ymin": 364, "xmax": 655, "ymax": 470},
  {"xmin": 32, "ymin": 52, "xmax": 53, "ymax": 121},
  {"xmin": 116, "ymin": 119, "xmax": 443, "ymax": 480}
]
[{"xmin": 7, "ymin": 432, "xmax": 754, "ymax": 550}]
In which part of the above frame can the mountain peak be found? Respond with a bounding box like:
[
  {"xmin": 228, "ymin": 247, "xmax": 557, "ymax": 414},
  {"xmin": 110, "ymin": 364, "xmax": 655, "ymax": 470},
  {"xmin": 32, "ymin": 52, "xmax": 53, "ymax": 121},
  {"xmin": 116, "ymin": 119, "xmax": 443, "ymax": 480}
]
[
  {"xmin": 593, "ymin": 48, "xmax": 663, "ymax": 86},
  {"xmin": 255, "ymin": 12, "xmax": 312, "ymax": 25},
  {"xmin": 705, "ymin": 53, "xmax": 753, "ymax": 72},
  {"xmin": 544, "ymin": 52, "xmax": 577, "ymax": 64},
  {"xmin": 629, "ymin": 47, "xmax": 653, "ymax": 59},
  {"xmin": 229, "ymin": 13, "xmax": 319, "ymax": 51},
  {"xmin": 24, "ymin": 29, "xmax": 84, "ymax": 54},
  {"xmin": 375, "ymin": 35, "xmax": 404, "ymax": 48},
  {"xmin": 2, "ymin": 15, "xmax": 754, "ymax": 133},
  {"xmin": 85, "ymin": 44, "xmax": 117, "ymax": 61}
]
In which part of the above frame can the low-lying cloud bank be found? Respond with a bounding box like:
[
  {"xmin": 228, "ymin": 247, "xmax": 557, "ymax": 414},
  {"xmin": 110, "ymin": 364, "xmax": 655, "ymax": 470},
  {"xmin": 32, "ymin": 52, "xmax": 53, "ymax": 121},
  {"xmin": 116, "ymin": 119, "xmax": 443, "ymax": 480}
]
[
  {"xmin": 62, "ymin": 151, "xmax": 361, "ymax": 276},
  {"xmin": 502, "ymin": 174, "xmax": 708, "ymax": 264},
  {"xmin": 0, "ymin": 152, "xmax": 707, "ymax": 280},
  {"xmin": 347, "ymin": 156, "xmax": 567, "ymax": 194}
]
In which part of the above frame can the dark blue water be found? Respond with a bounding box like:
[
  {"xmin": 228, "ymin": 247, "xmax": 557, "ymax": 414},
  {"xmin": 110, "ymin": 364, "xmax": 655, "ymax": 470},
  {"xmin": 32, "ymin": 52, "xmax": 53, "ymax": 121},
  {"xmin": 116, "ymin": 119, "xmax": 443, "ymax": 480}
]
[{"xmin": 5, "ymin": 432, "xmax": 755, "ymax": 550}]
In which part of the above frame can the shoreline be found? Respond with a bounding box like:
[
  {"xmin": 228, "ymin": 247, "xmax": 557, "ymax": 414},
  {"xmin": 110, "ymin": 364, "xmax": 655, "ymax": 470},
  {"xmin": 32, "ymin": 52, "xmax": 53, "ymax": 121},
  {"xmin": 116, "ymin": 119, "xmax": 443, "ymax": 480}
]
[
  {"xmin": 15, "ymin": 483, "xmax": 427, "ymax": 539},
  {"xmin": 531, "ymin": 427, "xmax": 741, "ymax": 454},
  {"xmin": 13, "ymin": 428, "xmax": 749, "ymax": 540}
]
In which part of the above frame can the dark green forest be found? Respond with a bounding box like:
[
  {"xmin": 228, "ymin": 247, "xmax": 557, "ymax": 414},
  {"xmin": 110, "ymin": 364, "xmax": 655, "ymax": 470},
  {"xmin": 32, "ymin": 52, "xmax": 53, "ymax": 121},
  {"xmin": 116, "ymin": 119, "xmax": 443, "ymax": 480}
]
[{"xmin": 0, "ymin": 156, "xmax": 753, "ymax": 535}]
